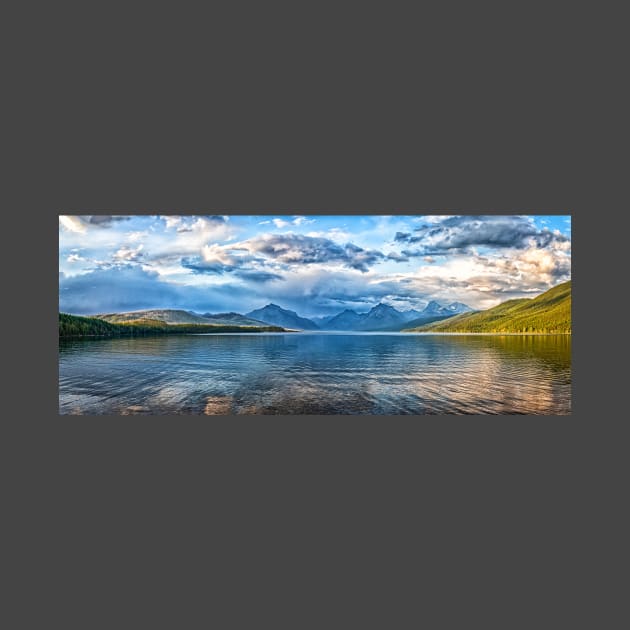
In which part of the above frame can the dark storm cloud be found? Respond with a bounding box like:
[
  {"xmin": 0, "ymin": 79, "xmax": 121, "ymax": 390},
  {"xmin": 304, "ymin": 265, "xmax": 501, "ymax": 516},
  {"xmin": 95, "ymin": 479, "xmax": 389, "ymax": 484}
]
[
  {"xmin": 393, "ymin": 216, "xmax": 569, "ymax": 253},
  {"xmin": 246, "ymin": 234, "xmax": 384, "ymax": 272}
]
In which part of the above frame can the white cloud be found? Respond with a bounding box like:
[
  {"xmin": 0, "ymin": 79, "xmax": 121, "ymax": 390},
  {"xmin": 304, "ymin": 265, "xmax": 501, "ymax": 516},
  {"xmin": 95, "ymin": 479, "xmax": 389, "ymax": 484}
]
[
  {"xmin": 306, "ymin": 227, "xmax": 351, "ymax": 243},
  {"xmin": 292, "ymin": 216, "xmax": 315, "ymax": 226},
  {"xmin": 59, "ymin": 216, "xmax": 87, "ymax": 233},
  {"xmin": 114, "ymin": 244, "xmax": 144, "ymax": 262},
  {"xmin": 272, "ymin": 218, "xmax": 291, "ymax": 228}
]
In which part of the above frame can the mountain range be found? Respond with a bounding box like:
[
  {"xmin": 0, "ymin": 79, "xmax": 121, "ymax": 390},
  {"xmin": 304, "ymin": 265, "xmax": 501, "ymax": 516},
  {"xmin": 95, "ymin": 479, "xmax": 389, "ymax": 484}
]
[
  {"xmin": 69, "ymin": 283, "xmax": 570, "ymax": 336},
  {"xmin": 94, "ymin": 300, "xmax": 473, "ymax": 332},
  {"xmin": 405, "ymin": 281, "xmax": 571, "ymax": 333}
]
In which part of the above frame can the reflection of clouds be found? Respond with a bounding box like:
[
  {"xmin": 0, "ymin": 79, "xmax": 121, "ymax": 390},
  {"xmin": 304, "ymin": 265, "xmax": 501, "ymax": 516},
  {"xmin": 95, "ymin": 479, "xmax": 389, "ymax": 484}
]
[
  {"xmin": 228, "ymin": 378, "xmax": 377, "ymax": 414},
  {"xmin": 402, "ymin": 336, "xmax": 571, "ymax": 414},
  {"xmin": 59, "ymin": 335, "xmax": 571, "ymax": 415}
]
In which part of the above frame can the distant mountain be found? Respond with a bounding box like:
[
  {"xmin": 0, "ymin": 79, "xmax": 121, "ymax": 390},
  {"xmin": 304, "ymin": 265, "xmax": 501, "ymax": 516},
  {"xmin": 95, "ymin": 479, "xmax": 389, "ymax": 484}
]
[
  {"xmin": 309, "ymin": 314, "xmax": 337, "ymax": 327},
  {"xmin": 358, "ymin": 303, "xmax": 408, "ymax": 330},
  {"xmin": 405, "ymin": 281, "xmax": 571, "ymax": 333},
  {"xmin": 324, "ymin": 309, "xmax": 367, "ymax": 330},
  {"xmin": 390, "ymin": 314, "xmax": 455, "ymax": 330},
  {"xmin": 420, "ymin": 301, "xmax": 473, "ymax": 317},
  {"xmin": 246, "ymin": 304, "xmax": 320, "ymax": 330},
  {"xmin": 321, "ymin": 301, "xmax": 473, "ymax": 331},
  {"xmin": 97, "ymin": 309, "xmax": 215, "ymax": 325},
  {"xmin": 201, "ymin": 312, "xmax": 271, "ymax": 327},
  {"xmin": 399, "ymin": 309, "xmax": 423, "ymax": 322}
]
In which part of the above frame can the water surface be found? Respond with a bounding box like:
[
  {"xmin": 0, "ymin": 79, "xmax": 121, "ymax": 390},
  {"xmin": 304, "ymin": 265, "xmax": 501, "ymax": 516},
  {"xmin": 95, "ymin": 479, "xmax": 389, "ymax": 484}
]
[{"xmin": 59, "ymin": 333, "xmax": 571, "ymax": 415}]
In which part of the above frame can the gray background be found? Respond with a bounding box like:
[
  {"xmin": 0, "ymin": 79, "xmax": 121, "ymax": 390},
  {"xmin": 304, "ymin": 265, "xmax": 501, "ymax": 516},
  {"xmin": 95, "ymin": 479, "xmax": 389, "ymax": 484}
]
[{"xmin": 5, "ymin": 8, "xmax": 625, "ymax": 628}]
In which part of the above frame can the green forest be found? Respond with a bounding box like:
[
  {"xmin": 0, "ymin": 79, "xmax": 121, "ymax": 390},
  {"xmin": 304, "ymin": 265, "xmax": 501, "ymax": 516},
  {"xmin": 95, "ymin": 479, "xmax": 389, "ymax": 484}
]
[
  {"xmin": 405, "ymin": 281, "xmax": 571, "ymax": 333},
  {"xmin": 59, "ymin": 313, "xmax": 284, "ymax": 337}
]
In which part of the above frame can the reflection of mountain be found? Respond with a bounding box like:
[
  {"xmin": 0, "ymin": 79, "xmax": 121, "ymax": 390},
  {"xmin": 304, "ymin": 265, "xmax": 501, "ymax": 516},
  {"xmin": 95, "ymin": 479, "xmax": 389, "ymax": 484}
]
[
  {"xmin": 406, "ymin": 281, "xmax": 571, "ymax": 333},
  {"xmin": 246, "ymin": 304, "xmax": 320, "ymax": 330}
]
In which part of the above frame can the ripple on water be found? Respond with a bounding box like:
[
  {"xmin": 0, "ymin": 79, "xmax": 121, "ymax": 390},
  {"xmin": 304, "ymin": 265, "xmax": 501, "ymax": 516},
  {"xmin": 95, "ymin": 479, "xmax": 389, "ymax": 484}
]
[{"xmin": 59, "ymin": 333, "xmax": 571, "ymax": 415}]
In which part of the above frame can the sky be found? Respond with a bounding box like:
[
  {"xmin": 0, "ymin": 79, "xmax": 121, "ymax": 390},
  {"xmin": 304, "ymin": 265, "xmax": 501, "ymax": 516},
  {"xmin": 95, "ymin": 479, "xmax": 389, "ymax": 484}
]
[{"xmin": 59, "ymin": 214, "xmax": 571, "ymax": 316}]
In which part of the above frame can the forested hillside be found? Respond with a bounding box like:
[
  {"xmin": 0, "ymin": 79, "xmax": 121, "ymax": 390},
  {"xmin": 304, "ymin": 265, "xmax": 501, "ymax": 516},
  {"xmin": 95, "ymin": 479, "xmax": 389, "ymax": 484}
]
[
  {"xmin": 405, "ymin": 281, "xmax": 571, "ymax": 333},
  {"xmin": 59, "ymin": 313, "xmax": 284, "ymax": 337}
]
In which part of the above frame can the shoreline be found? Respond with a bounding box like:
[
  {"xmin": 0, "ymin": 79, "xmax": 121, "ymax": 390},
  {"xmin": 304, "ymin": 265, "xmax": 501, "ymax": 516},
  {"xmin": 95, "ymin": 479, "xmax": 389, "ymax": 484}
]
[{"xmin": 60, "ymin": 330, "xmax": 571, "ymax": 339}]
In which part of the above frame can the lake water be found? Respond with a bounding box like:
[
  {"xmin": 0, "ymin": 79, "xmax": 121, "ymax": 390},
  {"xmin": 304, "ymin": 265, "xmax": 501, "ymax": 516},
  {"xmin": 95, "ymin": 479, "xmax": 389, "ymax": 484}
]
[{"xmin": 58, "ymin": 333, "xmax": 571, "ymax": 415}]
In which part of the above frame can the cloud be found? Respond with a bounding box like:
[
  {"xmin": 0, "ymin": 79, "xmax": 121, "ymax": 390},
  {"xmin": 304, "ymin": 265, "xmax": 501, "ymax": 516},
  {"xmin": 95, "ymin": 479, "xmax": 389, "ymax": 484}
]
[
  {"xmin": 59, "ymin": 214, "xmax": 571, "ymax": 316},
  {"xmin": 386, "ymin": 251, "xmax": 409, "ymax": 262},
  {"xmin": 393, "ymin": 215, "xmax": 569, "ymax": 254},
  {"xmin": 181, "ymin": 243, "xmax": 281, "ymax": 281},
  {"xmin": 272, "ymin": 218, "xmax": 291, "ymax": 228},
  {"xmin": 272, "ymin": 216, "xmax": 315, "ymax": 229},
  {"xmin": 114, "ymin": 244, "xmax": 144, "ymax": 262},
  {"xmin": 292, "ymin": 216, "xmax": 315, "ymax": 226},
  {"xmin": 244, "ymin": 234, "xmax": 384, "ymax": 272},
  {"xmin": 162, "ymin": 215, "xmax": 228, "ymax": 231},
  {"xmin": 59, "ymin": 265, "xmax": 255, "ymax": 314},
  {"xmin": 181, "ymin": 257, "xmax": 235, "ymax": 275},
  {"xmin": 143, "ymin": 216, "xmax": 236, "ymax": 263},
  {"xmin": 306, "ymin": 227, "xmax": 351, "ymax": 243},
  {"xmin": 59, "ymin": 215, "xmax": 129, "ymax": 232},
  {"xmin": 235, "ymin": 270, "xmax": 283, "ymax": 282}
]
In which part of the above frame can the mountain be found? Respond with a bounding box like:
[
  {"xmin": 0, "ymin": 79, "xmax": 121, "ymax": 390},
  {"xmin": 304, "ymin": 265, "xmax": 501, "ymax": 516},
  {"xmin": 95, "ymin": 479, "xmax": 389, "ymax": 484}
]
[
  {"xmin": 392, "ymin": 314, "xmax": 456, "ymax": 330},
  {"xmin": 309, "ymin": 314, "xmax": 337, "ymax": 327},
  {"xmin": 97, "ymin": 309, "xmax": 276, "ymax": 328},
  {"xmin": 201, "ymin": 312, "xmax": 271, "ymax": 326},
  {"xmin": 405, "ymin": 281, "xmax": 571, "ymax": 333},
  {"xmin": 323, "ymin": 304, "xmax": 422, "ymax": 331},
  {"xmin": 324, "ymin": 309, "xmax": 367, "ymax": 330},
  {"xmin": 60, "ymin": 313, "xmax": 285, "ymax": 337},
  {"xmin": 399, "ymin": 309, "xmax": 423, "ymax": 322},
  {"xmin": 358, "ymin": 303, "xmax": 408, "ymax": 330},
  {"xmin": 246, "ymin": 304, "xmax": 320, "ymax": 330},
  {"xmin": 420, "ymin": 301, "xmax": 473, "ymax": 317},
  {"xmin": 321, "ymin": 302, "xmax": 473, "ymax": 331},
  {"xmin": 96, "ymin": 309, "xmax": 216, "ymax": 325},
  {"xmin": 444, "ymin": 301, "xmax": 474, "ymax": 315}
]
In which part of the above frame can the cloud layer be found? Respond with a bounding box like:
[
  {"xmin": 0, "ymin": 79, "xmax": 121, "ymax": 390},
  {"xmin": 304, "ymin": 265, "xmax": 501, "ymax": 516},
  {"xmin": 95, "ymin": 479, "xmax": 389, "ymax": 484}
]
[{"xmin": 59, "ymin": 214, "xmax": 571, "ymax": 315}]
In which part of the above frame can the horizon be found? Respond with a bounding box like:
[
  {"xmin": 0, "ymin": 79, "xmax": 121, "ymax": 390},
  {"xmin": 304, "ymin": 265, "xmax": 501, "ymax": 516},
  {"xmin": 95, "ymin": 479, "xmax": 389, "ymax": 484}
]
[{"xmin": 59, "ymin": 214, "xmax": 571, "ymax": 317}]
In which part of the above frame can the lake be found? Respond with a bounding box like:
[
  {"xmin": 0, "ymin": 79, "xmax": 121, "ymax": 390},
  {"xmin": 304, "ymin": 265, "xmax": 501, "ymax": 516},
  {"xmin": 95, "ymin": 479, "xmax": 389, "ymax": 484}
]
[{"xmin": 58, "ymin": 332, "xmax": 571, "ymax": 415}]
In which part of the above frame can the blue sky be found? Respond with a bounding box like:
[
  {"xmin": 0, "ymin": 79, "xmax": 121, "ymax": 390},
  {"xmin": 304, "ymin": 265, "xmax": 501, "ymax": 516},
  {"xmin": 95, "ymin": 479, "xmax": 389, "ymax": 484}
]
[{"xmin": 59, "ymin": 214, "xmax": 571, "ymax": 316}]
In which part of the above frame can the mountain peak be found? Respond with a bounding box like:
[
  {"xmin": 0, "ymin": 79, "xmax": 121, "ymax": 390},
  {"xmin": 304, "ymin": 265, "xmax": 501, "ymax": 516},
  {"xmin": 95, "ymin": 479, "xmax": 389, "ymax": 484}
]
[
  {"xmin": 370, "ymin": 303, "xmax": 397, "ymax": 313},
  {"xmin": 245, "ymin": 304, "xmax": 319, "ymax": 330},
  {"xmin": 422, "ymin": 300, "xmax": 473, "ymax": 316}
]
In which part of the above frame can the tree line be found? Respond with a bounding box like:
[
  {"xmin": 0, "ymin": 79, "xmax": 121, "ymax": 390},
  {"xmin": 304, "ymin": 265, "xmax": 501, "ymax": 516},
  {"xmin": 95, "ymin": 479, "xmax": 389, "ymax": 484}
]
[{"xmin": 59, "ymin": 313, "xmax": 284, "ymax": 337}]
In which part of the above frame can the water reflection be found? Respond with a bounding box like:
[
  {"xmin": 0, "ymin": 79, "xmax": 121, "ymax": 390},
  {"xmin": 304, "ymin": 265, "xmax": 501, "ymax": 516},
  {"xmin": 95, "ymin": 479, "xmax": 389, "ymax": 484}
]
[{"xmin": 59, "ymin": 333, "xmax": 571, "ymax": 415}]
